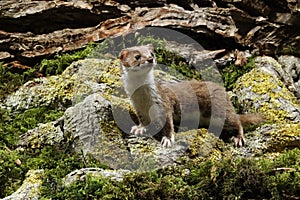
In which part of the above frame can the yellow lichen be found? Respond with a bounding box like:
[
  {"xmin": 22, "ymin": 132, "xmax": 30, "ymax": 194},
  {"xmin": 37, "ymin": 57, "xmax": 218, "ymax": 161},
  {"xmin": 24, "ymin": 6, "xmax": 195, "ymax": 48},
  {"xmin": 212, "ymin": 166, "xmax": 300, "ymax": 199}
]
[
  {"xmin": 177, "ymin": 129, "xmax": 225, "ymax": 163},
  {"xmin": 16, "ymin": 170, "xmax": 44, "ymax": 199},
  {"xmin": 235, "ymin": 68, "xmax": 299, "ymax": 124},
  {"xmin": 265, "ymin": 123, "xmax": 300, "ymax": 152}
]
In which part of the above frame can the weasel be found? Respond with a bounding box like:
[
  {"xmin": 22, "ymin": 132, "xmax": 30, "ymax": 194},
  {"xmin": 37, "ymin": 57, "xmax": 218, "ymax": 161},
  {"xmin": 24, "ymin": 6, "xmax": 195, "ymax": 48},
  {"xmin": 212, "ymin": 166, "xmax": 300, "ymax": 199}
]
[{"xmin": 119, "ymin": 44, "xmax": 263, "ymax": 148}]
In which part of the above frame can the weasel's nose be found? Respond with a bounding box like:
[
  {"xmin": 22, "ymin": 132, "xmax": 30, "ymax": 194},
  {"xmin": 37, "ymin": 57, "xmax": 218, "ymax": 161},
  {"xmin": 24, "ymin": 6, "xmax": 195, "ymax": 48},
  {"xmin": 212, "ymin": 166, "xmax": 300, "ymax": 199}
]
[{"xmin": 148, "ymin": 58, "xmax": 153, "ymax": 63}]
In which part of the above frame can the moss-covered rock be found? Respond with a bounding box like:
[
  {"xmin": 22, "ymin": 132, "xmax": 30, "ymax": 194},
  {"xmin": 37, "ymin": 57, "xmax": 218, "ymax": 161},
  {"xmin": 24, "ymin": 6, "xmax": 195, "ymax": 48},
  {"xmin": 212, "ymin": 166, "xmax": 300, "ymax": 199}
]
[
  {"xmin": 17, "ymin": 118, "xmax": 64, "ymax": 149},
  {"xmin": 63, "ymin": 91, "xmax": 225, "ymax": 172},
  {"xmin": 234, "ymin": 123, "xmax": 300, "ymax": 157},
  {"xmin": 1, "ymin": 170, "xmax": 44, "ymax": 200},
  {"xmin": 41, "ymin": 149, "xmax": 300, "ymax": 200},
  {"xmin": 232, "ymin": 56, "xmax": 299, "ymax": 157},
  {"xmin": 234, "ymin": 62, "xmax": 300, "ymax": 124},
  {"xmin": 63, "ymin": 168, "xmax": 130, "ymax": 187},
  {"xmin": 259, "ymin": 123, "xmax": 300, "ymax": 152},
  {"xmin": 2, "ymin": 59, "xmax": 121, "ymax": 112},
  {"xmin": 124, "ymin": 129, "xmax": 225, "ymax": 172},
  {"xmin": 1, "ymin": 47, "xmax": 299, "ymax": 200},
  {"xmin": 63, "ymin": 93, "xmax": 128, "ymax": 166},
  {"xmin": 261, "ymin": 56, "xmax": 300, "ymax": 99}
]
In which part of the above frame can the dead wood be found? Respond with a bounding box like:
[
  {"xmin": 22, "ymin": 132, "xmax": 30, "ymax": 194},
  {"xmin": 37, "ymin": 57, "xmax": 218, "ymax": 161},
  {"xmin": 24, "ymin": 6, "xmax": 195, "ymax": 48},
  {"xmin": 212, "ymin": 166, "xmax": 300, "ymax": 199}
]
[{"xmin": 0, "ymin": 0, "xmax": 299, "ymax": 66}]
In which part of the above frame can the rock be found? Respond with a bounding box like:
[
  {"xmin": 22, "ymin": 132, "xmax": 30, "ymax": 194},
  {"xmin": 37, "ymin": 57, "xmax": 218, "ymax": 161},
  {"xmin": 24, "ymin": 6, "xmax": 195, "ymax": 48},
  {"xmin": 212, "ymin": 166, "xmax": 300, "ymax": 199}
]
[
  {"xmin": 6, "ymin": 54, "xmax": 299, "ymax": 198},
  {"xmin": 63, "ymin": 168, "xmax": 131, "ymax": 186},
  {"xmin": 63, "ymin": 93, "xmax": 135, "ymax": 170},
  {"xmin": 258, "ymin": 123, "xmax": 300, "ymax": 152},
  {"xmin": 1, "ymin": 170, "xmax": 44, "ymax": 200},
  {"xmin": 63, "ymin": 92, "xmax": 224, "ymax": 171},
  {"xmin": 125, "ymin": 129, "xmax": 224, "ymax": 171},
  {"xmin": 6, "ymin": 56, "xmax": 226, "ymax": 172},
  {"xmin": 239, "ymin": 123, "xmax": 300, "ymax": 155},
  {"xmin": 234, "ymin": 57, "xmax": 300, "ymax": 123},
  {"xmin": 277, "ymin": 55, "xmax": 300, "ymax": 99},
  {"xmin": 2, "ymin": 58, "xmax": 120, "ymax": 112},
  {"xmin": 255, "ymin": 56, "xmax": 300, "ymax": 100},
  {"xmin": 17, "ymin": 117, "xmax": 64, "ymax": 149}
]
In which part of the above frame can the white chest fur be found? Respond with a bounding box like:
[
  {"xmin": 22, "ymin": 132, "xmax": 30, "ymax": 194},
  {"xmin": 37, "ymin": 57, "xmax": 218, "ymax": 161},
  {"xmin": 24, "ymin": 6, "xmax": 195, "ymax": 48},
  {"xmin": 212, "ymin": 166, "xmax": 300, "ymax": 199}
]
[{"xmin": 122, "ymin": 66, "xmax": 157, "ymax": 97}]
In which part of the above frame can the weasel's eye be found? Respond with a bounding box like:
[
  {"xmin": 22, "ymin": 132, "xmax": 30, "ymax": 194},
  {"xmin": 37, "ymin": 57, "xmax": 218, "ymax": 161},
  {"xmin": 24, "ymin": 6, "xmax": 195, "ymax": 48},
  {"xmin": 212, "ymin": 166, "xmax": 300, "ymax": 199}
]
[
  {"xmin": 150, "ymin": 52, "xmax": 154, "ymax": 57},
  {"xmin": 135, "ymin": 55, "xmax": 141, "ymax": 60}
]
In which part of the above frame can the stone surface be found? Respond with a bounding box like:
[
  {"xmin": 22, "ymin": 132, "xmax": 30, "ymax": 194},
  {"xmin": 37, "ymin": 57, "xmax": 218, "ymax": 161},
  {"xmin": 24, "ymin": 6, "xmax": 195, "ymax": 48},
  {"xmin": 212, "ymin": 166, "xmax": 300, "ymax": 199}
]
[
  {"xmin": 63, "ymin": 92, "xmax": 224, "ymax": 171},
  {"xmin": 63, "ymin": 168, "xmax": 131, "ymax": 186},
  {"xmin": 2, "ymin": 58, "xmax": 120, "ymax": 112},
  {"xmin": 1, "ymin": 170, "xmax": 44, "ymax": 200},
  {"xmin": 234, "ymin": 57, "xmax": 300, "ymax": 124},
  {"xmin": 17, "ymin": 117, "xmax": 64, "ymax": 149},
  {"xmin": 4, "ymin": 55, "xmax": 300, "ymax": 198},
  {"xmin": 277, "ymin": 55, "xmax": 300, "ymax": 99},
  {"xmin": 259, "ymin": 123, "xmax": 300, "ymax": 152},
  {"xmin": 233, "ymin": 123, "xmax": 300, "ymax": 157}
]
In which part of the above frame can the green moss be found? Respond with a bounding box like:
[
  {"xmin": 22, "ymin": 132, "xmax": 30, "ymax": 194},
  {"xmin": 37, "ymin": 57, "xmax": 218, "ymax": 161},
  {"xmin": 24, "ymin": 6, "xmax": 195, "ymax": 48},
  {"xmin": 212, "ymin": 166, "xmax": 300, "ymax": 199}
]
[
  {"xmin": 0, "ymin": 43, "xmax": 102, "ymax": 100},
  {"xmin": 96, "ymin": 59, "xmax": 122, "ymax": 95},
  {"xmin": 0, "ymin": 107, "xmax": 64, "ymax": 197},
  {"xmin": 0, "ymin": 140, "xmax": 107, "ymax": 198},
  {"xmin": 221, "ymin": 57, "xmax": 256, "ymax": 91},
  {"xmin": 0, "ymin": 43, "xmax": 97, "ymax": 102},
  {"xmin": 37, "ymin": 43, "xmax": 96, "ymax": 76},
  {"xmin": 0, "ymin": 149, "xmax": 24, "ymax": 196},
  {"xmin": 99, "ymin": 110, "xmax": 124, "ymax": 143},
  {"xmin": 0, "ymin": 107, "xmax": 64, "ymax": 148},
  {"xmin": 155, "ymin": 48, "xmax": 202, "ymax": 80},
  {"xmin": 280, "ymin": 45, "xmax": 298, "ymax": 56},
  {"xmin": 39, "ymin": 149, "xmax": 300, "ymax": 199},
  {"xmin": 179, "ymin": 129, "xmax": 225, "ymax": 163},
  {"xmin": 0, "ymin": 62, "xmax": 37, "ymax": 99}
]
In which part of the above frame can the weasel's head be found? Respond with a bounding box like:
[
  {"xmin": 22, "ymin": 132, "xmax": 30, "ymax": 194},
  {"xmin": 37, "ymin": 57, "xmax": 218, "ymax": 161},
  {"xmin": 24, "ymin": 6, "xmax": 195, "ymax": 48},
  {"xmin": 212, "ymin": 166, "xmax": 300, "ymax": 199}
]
[{"xmin": 119, "ymin": 44, "xmax": 156, "ymax": 73}]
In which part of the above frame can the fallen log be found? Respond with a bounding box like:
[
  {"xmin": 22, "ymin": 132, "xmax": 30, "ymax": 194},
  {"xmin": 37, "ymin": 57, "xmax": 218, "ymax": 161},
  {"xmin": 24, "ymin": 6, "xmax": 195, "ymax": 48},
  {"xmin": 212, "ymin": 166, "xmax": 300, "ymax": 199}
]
[{"xmin": 0, "ymin": 0, "xmax": 299, "ymax": 66}]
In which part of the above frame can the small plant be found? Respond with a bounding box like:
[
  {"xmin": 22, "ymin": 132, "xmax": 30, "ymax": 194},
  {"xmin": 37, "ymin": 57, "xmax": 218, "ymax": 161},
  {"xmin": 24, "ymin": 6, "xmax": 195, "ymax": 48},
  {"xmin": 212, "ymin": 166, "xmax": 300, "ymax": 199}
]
[
  {"xmin": 0, "ymin": 43, "xmax": 97, "ymax": 99},
  {"xmin": 0, "ymin": 62, "xmax": 36, "ymax": 99},
  {"xmin": 37, "ymin": 148, "xmax": 300, "ymax": 199},
  {"xmin": 0, "ymin": 106, "xmax": 64, "ymax": 197},
  {"xmin": 37, "ymin": 43, "xmax": 96, "ymax": 75},
  {"xmin": 280, "ymin": 45, "xmax": 298, "ymax": 56},
  {"xmin": 221, "ymin": 57, "xmax": 256, "ymax": 91}
]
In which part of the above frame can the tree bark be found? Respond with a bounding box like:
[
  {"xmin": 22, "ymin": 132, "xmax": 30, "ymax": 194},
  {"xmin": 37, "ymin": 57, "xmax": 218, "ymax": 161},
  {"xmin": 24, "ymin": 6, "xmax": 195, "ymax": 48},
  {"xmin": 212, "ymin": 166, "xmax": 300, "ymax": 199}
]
[{"xmin": 0, "ymin": 0, "xmax": 299, "ymax": 65}]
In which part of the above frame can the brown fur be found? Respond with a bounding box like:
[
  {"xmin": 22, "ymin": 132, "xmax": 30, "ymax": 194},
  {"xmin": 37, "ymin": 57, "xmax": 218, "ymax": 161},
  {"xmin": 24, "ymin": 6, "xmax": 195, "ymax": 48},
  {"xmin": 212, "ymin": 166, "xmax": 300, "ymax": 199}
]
[{"xmin": 119, "ymin": 44, "xmax": 264, "ymax": 147}]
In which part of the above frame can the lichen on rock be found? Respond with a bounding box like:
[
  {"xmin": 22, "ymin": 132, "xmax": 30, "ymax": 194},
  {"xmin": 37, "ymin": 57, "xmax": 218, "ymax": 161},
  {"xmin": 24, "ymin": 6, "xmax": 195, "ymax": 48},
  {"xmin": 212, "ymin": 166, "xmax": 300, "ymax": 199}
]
[
  {"xmin": 17, "ymin": 118, "xmax": 64, "ymax": 149},
  {"xmin": 264, "ymin": 55, "xmax": 300, "ymax": 99},
  {"xmin": 63, "ymin": 168, "xmax": 131, "ymax": 187},
  {"xmin": 3, "ymin": 58, "xmax": 121, "ymax": 112},
  {"xmin": 260, "ymin": 123, "xmax": 300, "ymax": 152},
  {"xmin": 2, "ymin": 46, "xmax": 299, "ymax": 199},
  {"xmin": 237, "ymin": 123, "xmax": 300, "ymax": 156},
  {"xmin": 232, "ymin": 56, "xmax": 300, "ymax": 158},
  {"xmin": 234, "ymin": 57, "xmax": 300, "ymax": 123},
  {"xmin": 1, "ymin": 170, "xmax": 44, "ymax": 200}
]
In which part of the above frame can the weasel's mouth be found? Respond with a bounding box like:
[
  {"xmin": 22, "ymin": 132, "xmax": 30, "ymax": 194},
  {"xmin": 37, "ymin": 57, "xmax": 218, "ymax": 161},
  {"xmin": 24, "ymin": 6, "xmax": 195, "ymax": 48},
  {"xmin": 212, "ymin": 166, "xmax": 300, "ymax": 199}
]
[{"xmin": 128, "ymin": 63, "xmax": 155, "ymax": 72}]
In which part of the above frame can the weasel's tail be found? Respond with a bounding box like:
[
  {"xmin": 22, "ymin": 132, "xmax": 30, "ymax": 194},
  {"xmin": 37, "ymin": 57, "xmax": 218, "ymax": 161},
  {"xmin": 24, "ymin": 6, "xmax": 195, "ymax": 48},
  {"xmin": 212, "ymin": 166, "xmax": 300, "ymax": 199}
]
[{"xmin": 239, "ymin": 114, "xmax": 265, "ymax": 127}]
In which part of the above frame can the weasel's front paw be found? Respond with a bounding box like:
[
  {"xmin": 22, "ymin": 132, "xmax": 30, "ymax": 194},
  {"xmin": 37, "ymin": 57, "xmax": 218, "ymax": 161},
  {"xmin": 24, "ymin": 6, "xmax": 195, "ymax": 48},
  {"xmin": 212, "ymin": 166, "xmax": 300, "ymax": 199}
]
[
  {"xmin": 232, "ymin": 135, "xmax": 246, "ymax": 147},
  {"xmin": 130, "ymin": 125, "xmax": 146, "ymax": 135},
  {"xmin": 161, "ymin": 134, "xmax": 175, "ymax": 148}
]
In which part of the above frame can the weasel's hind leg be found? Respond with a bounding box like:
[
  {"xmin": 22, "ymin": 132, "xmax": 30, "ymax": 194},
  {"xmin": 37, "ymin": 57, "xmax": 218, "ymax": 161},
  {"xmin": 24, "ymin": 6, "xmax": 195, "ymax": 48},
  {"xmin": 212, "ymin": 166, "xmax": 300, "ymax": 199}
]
[
  {"xmin": 222, "ymin": 114, "xmax": 246, "ymax": 147},
  {"xmin": 231, "ymin": 123, "xmax": 246, "ymax": 147}
]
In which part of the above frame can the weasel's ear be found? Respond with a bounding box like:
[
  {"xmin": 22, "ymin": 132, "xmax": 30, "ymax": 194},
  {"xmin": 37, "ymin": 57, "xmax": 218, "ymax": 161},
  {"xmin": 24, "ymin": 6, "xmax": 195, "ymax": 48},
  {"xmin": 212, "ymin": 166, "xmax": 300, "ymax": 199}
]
[
  {"xmin": 146, "ymin": 44, "xmax": 154, "ymax": 51},
  {"xmin": 119, "ymin": 49, "xmax": 128, "ymax": 60}
]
